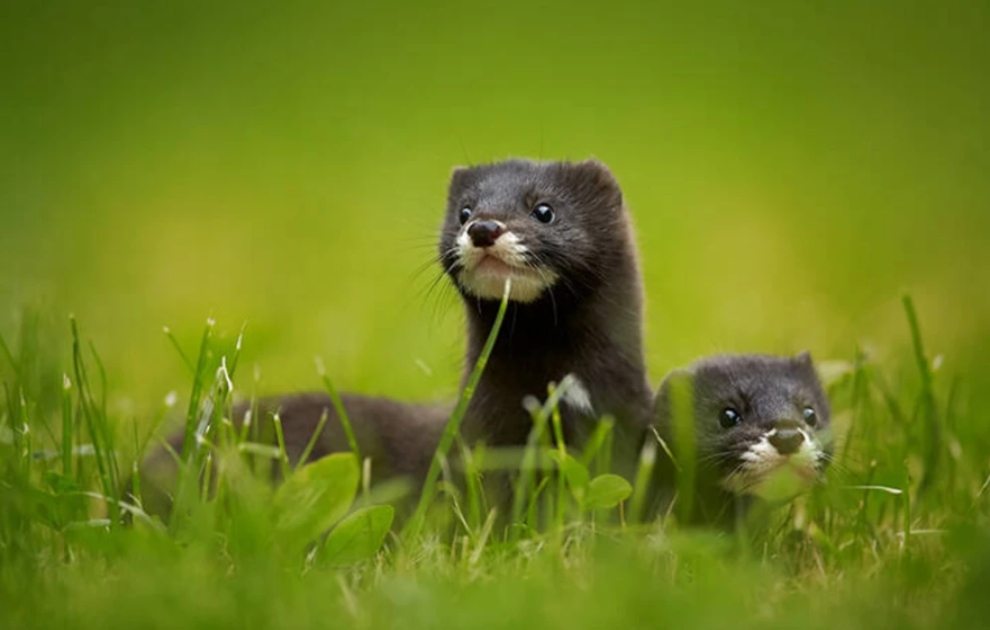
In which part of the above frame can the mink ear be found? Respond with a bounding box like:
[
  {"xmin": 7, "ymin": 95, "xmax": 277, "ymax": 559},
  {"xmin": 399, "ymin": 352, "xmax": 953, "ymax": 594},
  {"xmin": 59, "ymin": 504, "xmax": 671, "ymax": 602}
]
[
  {"xmin": 571, "ymin": 159, "xmax": 623, "ymax": 209},
  {"xmin": 573, "ymin": 158, "xmax": 614, "ymax": 177},
  {"xmin": 449, "ymin": 166, "xmax": 471, "ymax": 189},
  {"xmin": 794, "ymin": 350, "xmax": 815, "ymax": 372}
]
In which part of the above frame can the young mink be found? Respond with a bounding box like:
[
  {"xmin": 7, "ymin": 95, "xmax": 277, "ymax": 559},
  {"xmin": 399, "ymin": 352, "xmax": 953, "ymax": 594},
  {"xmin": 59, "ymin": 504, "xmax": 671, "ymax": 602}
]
[
  {"xmin": 139, "ymin": 159, "xmax": 653, "ymax": 512},
  {"xmin": 649, "ymin": 352, "xmax": 832, "ymax": 526}
]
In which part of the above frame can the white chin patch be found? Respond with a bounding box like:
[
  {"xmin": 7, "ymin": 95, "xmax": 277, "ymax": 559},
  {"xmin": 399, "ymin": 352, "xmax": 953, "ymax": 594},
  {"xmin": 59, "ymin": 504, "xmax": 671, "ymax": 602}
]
[
  {"xmin": 456, "ymin": 229, "xmax": 557, "ymax": 303},
  {"xmin": 721, "ymin": 429, "xmax": 821, "ymax": 502}
]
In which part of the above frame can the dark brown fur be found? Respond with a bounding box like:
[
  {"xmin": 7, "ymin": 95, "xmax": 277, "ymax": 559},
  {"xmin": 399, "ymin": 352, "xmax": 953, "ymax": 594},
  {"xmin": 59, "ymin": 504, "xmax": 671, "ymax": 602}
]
[
  {"xmin": 139, "ymin": 394, "xmax": 449, "ymax": 516},
  {"xmin": 649, "ymin": 352, "xmax": 832, "ymax": 526},
  {"xmin": 439, "ymin": 160, "xmax": 653, "ymax": 454}
]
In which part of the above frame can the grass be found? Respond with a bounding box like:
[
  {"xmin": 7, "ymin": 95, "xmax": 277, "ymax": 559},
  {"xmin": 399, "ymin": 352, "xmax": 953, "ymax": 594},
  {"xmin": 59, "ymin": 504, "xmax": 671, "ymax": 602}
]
[
  {"xmin": 2, "ymin": 1, "xmax": 988, "ymax": 625},
  {"xmin": 1, "ymin": 293, "xmax": 989, "ymax": 630}
]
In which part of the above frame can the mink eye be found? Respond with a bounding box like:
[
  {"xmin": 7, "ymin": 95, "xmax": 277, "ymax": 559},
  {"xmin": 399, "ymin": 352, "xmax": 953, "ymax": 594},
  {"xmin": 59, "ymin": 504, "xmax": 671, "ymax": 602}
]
[
  {"xmin": 531, "ymin": 203, "xmax": 555, "ymax": 224},
  {"xmin": 459, "ymin": 207, "xmax": 473, "ymax": 225},
  {"xmin": 802, "ymin": 406, "xmax": 818, "ymax": 427},
  {"xmin": 719, "ymin": 407, "xmax": 742, "ymax": 429}
]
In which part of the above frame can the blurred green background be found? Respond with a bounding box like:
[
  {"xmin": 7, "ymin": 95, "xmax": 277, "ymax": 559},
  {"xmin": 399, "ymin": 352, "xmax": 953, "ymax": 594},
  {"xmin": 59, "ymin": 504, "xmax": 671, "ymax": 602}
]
[{"xmin": 1, "ymin": 0, "xmax": 987, "ymax": 413}]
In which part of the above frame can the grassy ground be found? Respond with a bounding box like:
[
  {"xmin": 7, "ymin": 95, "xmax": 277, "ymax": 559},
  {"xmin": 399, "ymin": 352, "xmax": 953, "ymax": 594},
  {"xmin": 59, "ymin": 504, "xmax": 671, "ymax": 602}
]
[
  {"xmin": 2, "ymin": 1, "xmax": 990, "ymax": 628},
  {"xmin": 1, "ymin": 290, "xmax": 989, "ymax": 629}
]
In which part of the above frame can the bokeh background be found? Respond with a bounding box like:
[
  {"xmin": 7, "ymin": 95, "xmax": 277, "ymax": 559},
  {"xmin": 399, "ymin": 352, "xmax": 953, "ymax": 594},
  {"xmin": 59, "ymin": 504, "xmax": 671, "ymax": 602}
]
[{"xmin": 1, "ymin": 1, "xmax": 987, "ymax": 416}]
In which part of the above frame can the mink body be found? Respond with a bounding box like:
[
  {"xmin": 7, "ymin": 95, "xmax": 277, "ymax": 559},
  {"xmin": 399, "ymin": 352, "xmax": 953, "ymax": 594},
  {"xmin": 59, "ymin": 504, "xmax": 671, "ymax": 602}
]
[{"xmin": 139, "ymin": 394, "xmax": 449, "ymax": 517}]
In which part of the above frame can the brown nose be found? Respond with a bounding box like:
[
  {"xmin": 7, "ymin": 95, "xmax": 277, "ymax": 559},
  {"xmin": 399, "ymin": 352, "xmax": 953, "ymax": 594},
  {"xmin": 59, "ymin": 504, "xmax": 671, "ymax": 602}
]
[
  {"xmin": 467, "ymin": 221, "xmax": 504, "ymax": 248},
  {"xmin": 769, "ymin": 428, "xmax": 805, "ymax": 455}
]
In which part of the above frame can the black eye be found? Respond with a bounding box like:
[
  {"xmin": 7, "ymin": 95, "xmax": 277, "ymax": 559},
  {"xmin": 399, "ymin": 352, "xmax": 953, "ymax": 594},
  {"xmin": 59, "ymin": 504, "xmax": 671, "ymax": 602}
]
[
  {"xmin": 803, "ymin": 406, "xmax": 818, "ymax": 427},
  {"xmin": 719, "ymin": 407, "xmax": 742, "ymax": 429},
  {"xmin": 459, "ymin": 207, "xmax": 472, "ymax": 225},
  {"xmin": 531, "ymin": 203, "xmax": 555, "ymax": 224}
]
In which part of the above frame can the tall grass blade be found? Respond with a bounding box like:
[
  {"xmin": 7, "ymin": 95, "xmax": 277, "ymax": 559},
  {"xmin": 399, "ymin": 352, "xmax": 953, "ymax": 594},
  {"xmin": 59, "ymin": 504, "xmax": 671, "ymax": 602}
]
[
  {"xmin": 902, "ymin": 294, "xmax": 940, "ymax": 497},
  {"xmin": 405, "ymin": 279, "xmax": 511, "ymax": 538},
  {"xmin": 60, "ymin": 374, "xmax": 73, "ymax": 479},
  {"xmin": 0, "ymin": 331, "xmax": 17, "ymax": 377},
  {"xmin": 297, "ymin": 408, "xmax": 329, "ymax": 471},
  {"xmin": 316, "ymin": 357, "xmax": 361, "ymax": 464},
  {"xmin": 668, "ymin": 372, "xmax": 696, "ymax": 525},
  {"xmin": 580, "ymin": 418, "xmax": 615, "ymax": 468},
  {"xmin": 273, "ymin": 413, "xmax": 292, "ymax": 480},
  {"xmin": 163, "ymin": 326, "xmax": 196, "ymax": 375},
  {"xmin": 69, "ymin": 317, "xmax": 120, "ymax": 527},
  {"xmin": 178, "ymin": 320, "xmax": 215, "ymax": 461},
  {"xmin": 629, "ymin": 437, "xmax": 657, "ymax": 524}
]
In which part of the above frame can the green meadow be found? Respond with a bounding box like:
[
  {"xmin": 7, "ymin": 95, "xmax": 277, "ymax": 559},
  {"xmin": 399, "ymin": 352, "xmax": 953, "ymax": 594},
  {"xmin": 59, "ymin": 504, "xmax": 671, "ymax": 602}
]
[{"xmin": 2, "ymin": 1, "xmax": 989, "ymax": 627}]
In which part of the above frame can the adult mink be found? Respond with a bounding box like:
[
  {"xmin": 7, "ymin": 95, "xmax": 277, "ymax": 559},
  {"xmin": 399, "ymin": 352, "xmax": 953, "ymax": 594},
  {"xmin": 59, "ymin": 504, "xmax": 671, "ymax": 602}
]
[{"xmin": 439, "ymin": 159, "xmax": 653, "ymax": 454}]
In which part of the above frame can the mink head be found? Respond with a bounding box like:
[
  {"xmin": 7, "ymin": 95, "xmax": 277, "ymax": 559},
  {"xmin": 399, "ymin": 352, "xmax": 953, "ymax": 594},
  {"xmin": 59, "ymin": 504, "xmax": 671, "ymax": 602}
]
[
  {"xmin": 654, "ymin": 352, "xmax": 833, "ymax": 502},
  {"xmin": 438, "ymin": 159, "xmax": 629, "ymax": 304}
]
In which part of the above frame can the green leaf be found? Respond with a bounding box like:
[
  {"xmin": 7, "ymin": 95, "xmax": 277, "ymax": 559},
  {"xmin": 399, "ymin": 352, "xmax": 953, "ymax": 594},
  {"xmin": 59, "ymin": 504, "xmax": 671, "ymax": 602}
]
[
  {"xmin": 583, "ymin": 474, "xmax": 632, "ymax": 511},
  {"xmin": 273, "ymin": 453, "xmax": 359, "ymax": 549},
  {"xmin": 321, "ymin": 504, "xmax": 395, "ymax": 567}
]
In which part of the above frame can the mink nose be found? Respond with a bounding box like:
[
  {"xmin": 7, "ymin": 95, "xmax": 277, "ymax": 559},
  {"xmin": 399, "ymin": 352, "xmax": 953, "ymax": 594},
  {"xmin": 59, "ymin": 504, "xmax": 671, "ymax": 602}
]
[
  {"xmin": 467, "ymin": 221, "xmax": 505, "ymax": 248},
  {"xmin": 769, "ymin": 425, "xmax": 805, "ymax": 455}
]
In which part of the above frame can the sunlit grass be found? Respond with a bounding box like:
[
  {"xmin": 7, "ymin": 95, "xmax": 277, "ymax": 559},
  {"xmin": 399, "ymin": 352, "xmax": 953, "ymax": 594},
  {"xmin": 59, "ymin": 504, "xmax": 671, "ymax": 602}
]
[{"xmin": 1, "ymin": 294, "xmax": 988, "ymax": 629}]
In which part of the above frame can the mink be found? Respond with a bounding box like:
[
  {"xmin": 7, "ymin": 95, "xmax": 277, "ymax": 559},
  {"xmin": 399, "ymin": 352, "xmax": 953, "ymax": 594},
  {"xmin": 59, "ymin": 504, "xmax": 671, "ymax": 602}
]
[
  {"xmin": 439, "ymin": 159, "xmax": 652, "ymax": 456},
  {"xmin": 138, "ymin": 159, "xmax": 654, "ymax": 514},
  {"xmin": 649, "ymin": 352, "xmax": 833, "ymax": 526}
]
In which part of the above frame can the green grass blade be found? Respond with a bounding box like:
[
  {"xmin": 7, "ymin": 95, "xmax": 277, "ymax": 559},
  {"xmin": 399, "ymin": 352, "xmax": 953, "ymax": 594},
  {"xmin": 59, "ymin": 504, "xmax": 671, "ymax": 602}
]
[
  {"xmin": 550, "ymin": 386, "xmax": 568, "ymax": 534},
  {"xmin": 580, "ymin": 418, "xmax": 615, "ymax": 468},
  {"xmin": 457, "ymin": 436, "xmax": 485, "ymax": 532},
  {"xmin": 69, "ymin": 317, "xmax": 120, "ymax": 528},
  {"xmin": 902, "ymin": 294, "xmax": 940, "ymax": 497},
  {"xmin": 88, "ymin": 341, "xmax": 120, "ymax": 498},
  {"xmin": 17, "ymin": 388, "xmax": 29, "ymax": 478},
  {"xmin": 296, "ymin": 408, "xmax": 329, "ymax": 471},
  {"xmin": 316, "ymin": 357, "xmax": 361, "ymax": 464},
  {"xmin": 405, "ymin": 279, "xmax": 512, "ymax": 539},
  {"xmin": 511, "ymin": 375, "xmax": 575, "ymax": 534},
  {"xmin": 180, "ymin": 319, "xmax": 215, "ymax": 461},
  {"xmin": 628, "ymin": 437, "xmax": 657, "ymax": 524},
  {"xmin": 272, "ymin": 412, "xmax": 292, "ymax": 480},
  {"xmin": 0, "ymin": 331, "xmax": 18, "ymax": 379},
  {"xmin": 163, "ymin": 326, "xmax": 196, "ymax": 375},
  {"xmin": 667, "ymin": 371, "xmax": 696, "ymax": 525},
  {"xmin": 61, "ymin": 374, "xmax": 73, "ymax": 479}
]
